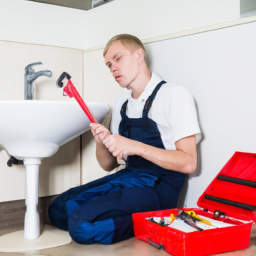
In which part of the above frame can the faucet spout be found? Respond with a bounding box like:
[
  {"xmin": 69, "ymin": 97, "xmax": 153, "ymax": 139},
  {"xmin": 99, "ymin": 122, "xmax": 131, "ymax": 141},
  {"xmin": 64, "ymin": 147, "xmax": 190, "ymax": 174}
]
[{"xmin": 27, "ymin": 70, "xmax": 52, "ymax": 83}]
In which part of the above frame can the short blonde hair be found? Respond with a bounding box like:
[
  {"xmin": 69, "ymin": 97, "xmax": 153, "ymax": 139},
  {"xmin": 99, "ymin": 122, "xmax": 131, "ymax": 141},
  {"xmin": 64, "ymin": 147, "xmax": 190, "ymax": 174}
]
[{"xmin": 103, "ymin": 34, "xmax": 146, "ymax": 58}]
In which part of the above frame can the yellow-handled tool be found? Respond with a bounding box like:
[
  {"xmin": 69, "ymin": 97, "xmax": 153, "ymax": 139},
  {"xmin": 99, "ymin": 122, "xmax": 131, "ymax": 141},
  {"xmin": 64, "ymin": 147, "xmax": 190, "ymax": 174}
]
[
  {"xmin": 186, "ymin": 211, "xmax": 214, "ymax": 226},
  {"xmin": 170, "ymin": 214, "xmax": 177, "ymax": 223}
]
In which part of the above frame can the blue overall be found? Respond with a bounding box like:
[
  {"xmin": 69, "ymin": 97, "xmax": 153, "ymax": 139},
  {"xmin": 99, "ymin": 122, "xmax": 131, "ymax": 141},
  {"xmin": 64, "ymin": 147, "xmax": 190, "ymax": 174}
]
[{"xmin": 48, "ymin": 81, "xmax": 185, "ymax": 244}]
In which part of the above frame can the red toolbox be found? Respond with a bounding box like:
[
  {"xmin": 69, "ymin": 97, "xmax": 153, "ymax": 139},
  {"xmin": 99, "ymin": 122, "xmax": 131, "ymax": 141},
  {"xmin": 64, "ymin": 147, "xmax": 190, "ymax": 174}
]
[{"xmin": 132, "ymin": 152, "xmax": 256, "ymax": 256}]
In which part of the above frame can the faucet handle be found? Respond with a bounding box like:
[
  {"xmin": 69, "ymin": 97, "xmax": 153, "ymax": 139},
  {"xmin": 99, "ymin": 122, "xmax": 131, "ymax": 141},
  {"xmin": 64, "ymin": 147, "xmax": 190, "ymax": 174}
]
[{"xmin": 24, "ymin": 62, "xmax": 43, "ymax": 74}]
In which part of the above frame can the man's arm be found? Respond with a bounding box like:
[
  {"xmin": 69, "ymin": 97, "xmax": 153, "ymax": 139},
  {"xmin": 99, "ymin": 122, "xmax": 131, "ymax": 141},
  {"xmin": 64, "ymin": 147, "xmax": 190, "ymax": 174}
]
[
  {"xmin": 138, "ymin": 135, "xmax": 197, "ymax": 174},
  {"xmin": 96, "ymin": 141, "xmax": 119, "ymax": 172},
  {"xmin": 90, "ymin": 123, "xmax": 119, "ymax": 172},
  {"xmin": 103, "ymin": 134, "xmax": 197, "ymax": 174}
]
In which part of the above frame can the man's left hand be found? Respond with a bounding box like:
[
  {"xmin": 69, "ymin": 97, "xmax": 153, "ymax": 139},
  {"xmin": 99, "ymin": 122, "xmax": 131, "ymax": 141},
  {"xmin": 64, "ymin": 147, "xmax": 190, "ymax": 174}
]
[{"xmin": 103, "ymin": 135, "xmax": 140, "ymax": 160}]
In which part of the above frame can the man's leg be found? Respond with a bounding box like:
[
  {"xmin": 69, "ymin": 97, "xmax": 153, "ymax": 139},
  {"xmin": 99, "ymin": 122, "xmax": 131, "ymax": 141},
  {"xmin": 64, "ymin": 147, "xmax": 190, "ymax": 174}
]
[
  {"xmin": 68, "ymin": 186, "xmax": 162, "ymax": 244},
  {"xmin": 49, "ymin": 171, "xmax": 158, "ymax": 231},
  {"xmin": 48, "ymin": 172, "xmax": 125, "ymax": 230},
  {"xmin": 48, "ymin": 186, "xmax": 85, "ymax": 230}
]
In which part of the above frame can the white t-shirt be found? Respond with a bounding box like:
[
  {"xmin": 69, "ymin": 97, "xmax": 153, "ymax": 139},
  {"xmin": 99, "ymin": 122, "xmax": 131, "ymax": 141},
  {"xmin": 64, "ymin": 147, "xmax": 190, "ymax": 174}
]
[{"xmin": 110, "ymin": 72, "xmax": 201, "ymax": 150}]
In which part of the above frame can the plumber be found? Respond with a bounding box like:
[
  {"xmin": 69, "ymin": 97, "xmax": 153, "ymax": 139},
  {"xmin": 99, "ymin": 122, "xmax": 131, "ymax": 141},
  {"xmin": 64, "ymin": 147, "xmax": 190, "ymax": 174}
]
[{"xmin": 49, "ymin": 34, "xmax": 201, "ymax": 245}]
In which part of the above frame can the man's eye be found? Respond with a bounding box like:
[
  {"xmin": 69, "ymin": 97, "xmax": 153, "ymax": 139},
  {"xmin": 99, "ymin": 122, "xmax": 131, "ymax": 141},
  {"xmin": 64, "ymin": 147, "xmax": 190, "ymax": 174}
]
[
  {"xmin": 108, "ymin": 64, "xmax": 112, "ymax": 69},
  {"xmin": 116, "ymin": 57, "xmax": 121, "ymax": 61}
]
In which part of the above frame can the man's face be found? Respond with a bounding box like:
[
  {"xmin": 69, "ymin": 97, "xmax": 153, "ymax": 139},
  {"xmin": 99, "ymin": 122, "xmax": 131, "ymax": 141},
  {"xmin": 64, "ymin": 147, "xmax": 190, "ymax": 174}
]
[{"xmin": 104, "ymin": 40, "xmax": 141, "ymax": 88}]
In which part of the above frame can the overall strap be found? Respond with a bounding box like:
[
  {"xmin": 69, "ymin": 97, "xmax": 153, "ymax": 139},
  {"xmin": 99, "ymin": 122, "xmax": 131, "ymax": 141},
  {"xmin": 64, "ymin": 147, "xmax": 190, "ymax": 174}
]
[
  {"xmin": 143, "ymin": 80, "xmax": 166, "ymax": 118},
  {"xmin": 120, "ymin": 100, "xmax": 128, "ymax": 115}
]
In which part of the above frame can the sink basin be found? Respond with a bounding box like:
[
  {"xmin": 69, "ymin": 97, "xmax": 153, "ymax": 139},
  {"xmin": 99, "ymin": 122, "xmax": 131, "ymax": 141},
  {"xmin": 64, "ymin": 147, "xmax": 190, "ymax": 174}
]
[
  {"xmin": 0, "ymin": 101, "xmax": 109, "ymax": 159},
  {"xmin": 0, "ymin": 100, "xmax": 109, "ymax": 243}
]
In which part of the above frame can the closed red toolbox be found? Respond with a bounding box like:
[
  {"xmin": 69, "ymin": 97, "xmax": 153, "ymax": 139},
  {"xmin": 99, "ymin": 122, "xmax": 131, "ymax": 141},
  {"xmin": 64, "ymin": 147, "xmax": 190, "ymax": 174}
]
[{"xmin": 132, "ymin": 152, "xmax": 256, "ymax": 256}]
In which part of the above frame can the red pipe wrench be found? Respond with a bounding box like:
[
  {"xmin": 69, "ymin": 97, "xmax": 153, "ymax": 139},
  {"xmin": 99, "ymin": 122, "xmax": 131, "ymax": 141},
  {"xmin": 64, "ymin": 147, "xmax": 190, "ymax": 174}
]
[{"xmin": 57, "ymin": 72, "xmax": 97, "ymax": 123}]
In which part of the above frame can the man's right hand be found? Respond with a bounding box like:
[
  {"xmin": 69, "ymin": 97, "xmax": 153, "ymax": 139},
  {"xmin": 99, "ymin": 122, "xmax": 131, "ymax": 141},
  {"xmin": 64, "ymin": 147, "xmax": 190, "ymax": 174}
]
[
  {"xmin": 90, "ymin": 123, "xmax": 111, "ymax": 143},
  {"xmin": 90, "ymin": 123, "xmax": 118, "ymax": 172}
]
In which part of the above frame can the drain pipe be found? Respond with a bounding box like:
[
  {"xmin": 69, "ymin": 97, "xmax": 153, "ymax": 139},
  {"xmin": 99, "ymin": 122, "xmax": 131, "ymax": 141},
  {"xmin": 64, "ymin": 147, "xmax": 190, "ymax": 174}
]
[{"xmin": 7, "ymin": 156, "xmax": 24, "ymax": 167}]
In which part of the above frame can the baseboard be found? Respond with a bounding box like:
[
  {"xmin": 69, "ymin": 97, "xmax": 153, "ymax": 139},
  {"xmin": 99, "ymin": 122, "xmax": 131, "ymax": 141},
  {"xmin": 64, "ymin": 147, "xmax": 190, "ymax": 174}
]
[{"xmin": 0, "ymin": 195, "xmax": 58, "ymax": 229}]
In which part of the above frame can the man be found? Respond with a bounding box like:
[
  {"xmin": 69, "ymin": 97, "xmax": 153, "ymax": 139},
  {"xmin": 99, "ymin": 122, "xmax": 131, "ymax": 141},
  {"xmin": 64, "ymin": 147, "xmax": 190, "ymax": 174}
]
[{"xmin": 49, "ymin": 34, "xmax": 200, "ymax": 245}]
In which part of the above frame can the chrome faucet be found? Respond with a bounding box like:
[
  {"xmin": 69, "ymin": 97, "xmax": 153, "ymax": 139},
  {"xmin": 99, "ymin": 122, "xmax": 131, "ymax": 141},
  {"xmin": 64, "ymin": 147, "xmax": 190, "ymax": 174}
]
[{"xmin": 24, "ymin": 62, "xmax": 52, "ymax": 100}]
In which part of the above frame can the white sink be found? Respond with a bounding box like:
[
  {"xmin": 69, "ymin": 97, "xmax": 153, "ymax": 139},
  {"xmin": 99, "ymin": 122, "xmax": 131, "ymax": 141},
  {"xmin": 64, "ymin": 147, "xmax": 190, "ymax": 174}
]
[
  {"xmin": 0, "ymin": 100, "xmax": 109, "ymax": 244},
  {"xmin": 0, "ymin": 101, "xmax": 109, "ymax": 159}
]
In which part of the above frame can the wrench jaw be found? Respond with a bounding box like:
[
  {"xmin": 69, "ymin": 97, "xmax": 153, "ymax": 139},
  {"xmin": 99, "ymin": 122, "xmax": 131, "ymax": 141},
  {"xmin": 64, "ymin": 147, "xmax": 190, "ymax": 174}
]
[
  {"xmin": 56, "ymin": 72, "xmax": 72, "ymax": 88},
  {"xmin": 56, "ymin": 71, "xmax": 98, "ymax": 124}
]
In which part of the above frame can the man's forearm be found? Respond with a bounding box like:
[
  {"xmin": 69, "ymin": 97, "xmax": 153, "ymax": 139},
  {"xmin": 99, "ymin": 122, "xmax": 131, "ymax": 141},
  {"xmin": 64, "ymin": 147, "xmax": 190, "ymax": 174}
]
[
  {"xmin": 102, "ymin": 133, "xmax": 197, "ymax": 174},
  {"xmin": 96, "ymin": 142, "xmax": 119, "ymax": 172},
  {"xmin": 136, "ymin": 140, "xmax": 197, "ymax": 174}
]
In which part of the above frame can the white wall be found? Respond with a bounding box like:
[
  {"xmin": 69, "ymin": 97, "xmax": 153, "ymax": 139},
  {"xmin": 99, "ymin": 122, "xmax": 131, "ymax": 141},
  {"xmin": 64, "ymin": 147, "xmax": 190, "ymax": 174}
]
[
  {"xmin": 86, "ymin": 0, "xmax": 240, "ymax": 49},
  {"xmin": 0, "ymin": 0, "xmax": 244, "ymax": 202},
  {"xmin": 83, "ymin": 19, "xmax": 256, "ymax": 208},
  {"xmin": 145, "ymin": 21, "xmax": 256, "ymax": 207},
  {"xmin": 82, "ymin": 0, "xmax": 241, "ymax": 185},
  {"xmin": 0, "ymin": 0, "xmax": 240, "ymax": 50},
  {"xmin": 0, "ymin": 0, "xmax": 87, "ymax": 49}
]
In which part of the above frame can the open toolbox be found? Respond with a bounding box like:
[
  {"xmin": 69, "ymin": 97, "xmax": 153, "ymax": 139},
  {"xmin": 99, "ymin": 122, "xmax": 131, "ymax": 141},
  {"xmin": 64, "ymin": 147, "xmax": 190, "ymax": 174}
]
[{"xmin": 132, "ymin": 152, "xmax": 256, "ymax": 256}]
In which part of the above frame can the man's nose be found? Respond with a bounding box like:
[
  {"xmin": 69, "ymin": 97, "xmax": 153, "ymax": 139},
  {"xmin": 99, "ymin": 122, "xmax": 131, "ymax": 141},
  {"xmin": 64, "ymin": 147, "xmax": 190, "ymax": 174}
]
[{"xmin": 111, "ymin": 64, "xmax": 117, "ymax": 73}]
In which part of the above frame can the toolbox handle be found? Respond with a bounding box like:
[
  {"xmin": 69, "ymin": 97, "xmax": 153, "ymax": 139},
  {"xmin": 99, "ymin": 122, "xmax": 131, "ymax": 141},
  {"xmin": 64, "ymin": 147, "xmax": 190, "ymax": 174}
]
[{"xmin": 148, "ymin": 237, "xmax": 165, "ymax": 251}]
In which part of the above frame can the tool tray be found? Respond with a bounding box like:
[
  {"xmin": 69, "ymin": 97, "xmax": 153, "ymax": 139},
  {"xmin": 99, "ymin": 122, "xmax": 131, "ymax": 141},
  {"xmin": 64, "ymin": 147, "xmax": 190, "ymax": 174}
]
[{"xmin": 132, "ymin": 152, "xmax": 256, "ymax": 256}]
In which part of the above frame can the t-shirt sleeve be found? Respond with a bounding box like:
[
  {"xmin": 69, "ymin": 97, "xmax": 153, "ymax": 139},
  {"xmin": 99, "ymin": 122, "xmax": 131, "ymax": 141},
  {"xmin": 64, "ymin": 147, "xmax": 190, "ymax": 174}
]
[{"xmin": 168, "ymin": 87, "xmax": 201, "ymax": 143}]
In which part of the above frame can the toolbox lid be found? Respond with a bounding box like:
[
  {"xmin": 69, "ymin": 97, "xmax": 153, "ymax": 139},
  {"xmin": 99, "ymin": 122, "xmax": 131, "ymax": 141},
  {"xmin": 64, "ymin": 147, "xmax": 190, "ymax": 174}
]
[{"xmin": 197, "ymin": 151, "xmax": 256, "ymax": 222}]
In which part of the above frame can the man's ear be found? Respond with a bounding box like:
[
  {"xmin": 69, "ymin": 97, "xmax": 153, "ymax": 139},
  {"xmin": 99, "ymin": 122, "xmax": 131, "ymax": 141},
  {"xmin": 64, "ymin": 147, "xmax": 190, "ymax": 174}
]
[{"xmin": 134, "ymin": 48, "xmax": 145, "ymax": 64}]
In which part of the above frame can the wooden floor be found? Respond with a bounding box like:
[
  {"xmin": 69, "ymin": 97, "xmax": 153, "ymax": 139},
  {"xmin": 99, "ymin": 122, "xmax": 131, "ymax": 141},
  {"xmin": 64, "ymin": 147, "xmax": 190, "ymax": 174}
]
[{"xmin": 0, "ymin": 226, "xmax": 256, "ymax": 256}]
